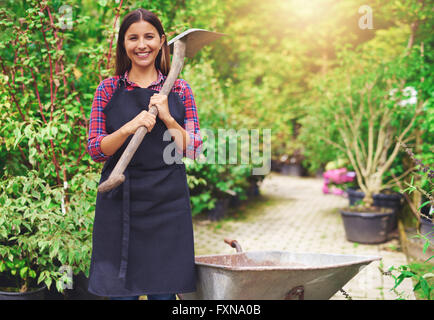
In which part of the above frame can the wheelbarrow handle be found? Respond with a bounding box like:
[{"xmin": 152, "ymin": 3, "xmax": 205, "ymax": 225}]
[{"xmin": 224, "ymin": 238, "xmax": 243, "ymax": 253}]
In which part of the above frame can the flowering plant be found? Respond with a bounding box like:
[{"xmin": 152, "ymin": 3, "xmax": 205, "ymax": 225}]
[{"xmin": 322, "ymin": 168, "xmax": 356, "ymax": 196}]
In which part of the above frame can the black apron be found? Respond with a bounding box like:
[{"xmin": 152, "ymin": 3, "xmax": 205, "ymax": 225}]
[{"xmin": 88, "ymin": 77, "xmax": 196, "ymax": 297}]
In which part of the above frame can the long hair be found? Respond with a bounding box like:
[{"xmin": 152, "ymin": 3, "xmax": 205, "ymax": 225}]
[{"xmin": 115, "ymin": 9, "xmax": 170, "ymax": 76}]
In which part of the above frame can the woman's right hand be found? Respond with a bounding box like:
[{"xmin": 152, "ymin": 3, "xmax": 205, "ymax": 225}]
[
  {"xmin": 101, "ymin": 110, "xmax": 156, "ymax": 156},
  {"xmin": 122, "ymin": 110, "xmax": 157, "ymax": 136}
]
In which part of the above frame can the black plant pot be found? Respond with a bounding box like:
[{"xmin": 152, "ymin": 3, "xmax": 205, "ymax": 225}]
[
  {"xmin": 281, "ymin": 164, "xmax": 304, "ymax": 176},
  {"xmin": 270, "ymin": 160, "xmax": 283, "ymax": 173},
  {"xmin": 0, "ymin": 284, "xmax": 47, "ymax": 300},
  {"xmin": 0, "ymin": 273, "xmax": 48, "ymax": 300},
  {"xmin": 340, "ymin": 208, "xmax": 395, "ymax": 244},
  {"xmin": 0, "ymin": 274, "xmax": 15, "ymax": 288},
  {"xmin": 346, "ymin": 188, "xmax": 402, "ymax": 232}
]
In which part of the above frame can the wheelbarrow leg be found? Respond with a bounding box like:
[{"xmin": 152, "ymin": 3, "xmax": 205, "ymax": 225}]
[{"xmin": 285, "ymin": 286, "xmax": 304, "ymax": 300}]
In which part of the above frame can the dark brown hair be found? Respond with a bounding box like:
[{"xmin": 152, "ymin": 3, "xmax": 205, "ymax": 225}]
[{"xmin": 115, "ymin": 9, "xmax": 170, "ymax": 76}]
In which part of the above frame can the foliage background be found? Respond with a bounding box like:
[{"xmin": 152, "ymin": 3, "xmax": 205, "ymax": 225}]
[{"xmin": 0, "ymin": 0, "xmax": 432, "ymax": 291}]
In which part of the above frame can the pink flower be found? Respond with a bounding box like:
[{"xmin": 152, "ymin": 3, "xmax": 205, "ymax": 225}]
[
  {"xmin": 345, "ymin": 171, "xmax": 356, "ymax": 182},
  {"xmin": 323, "ymin": 168, "xmax": 356, "ymax": 185},
  {"xmin": 332, "ymin": 188, "xmax": 344, "ymax": 195}
]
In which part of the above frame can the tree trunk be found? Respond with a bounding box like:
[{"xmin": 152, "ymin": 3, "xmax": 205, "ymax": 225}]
[{"xmin": 363, "ymin": 192, "xmax": 374, "ymax": 207}]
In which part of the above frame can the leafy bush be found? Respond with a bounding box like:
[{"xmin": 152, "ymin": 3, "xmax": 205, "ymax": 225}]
[
  {"xmin": 0, "ymin": 0, "xmax": 105, "ymax": 292},
  {"xmin": 0, "ymin": 170, "xmax": 98, "ymax": 292}
]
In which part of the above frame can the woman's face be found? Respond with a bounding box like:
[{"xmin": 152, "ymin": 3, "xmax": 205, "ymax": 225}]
[{"xmin": 124, "ymin": 20, "xmax": 165, "ymax": 70}]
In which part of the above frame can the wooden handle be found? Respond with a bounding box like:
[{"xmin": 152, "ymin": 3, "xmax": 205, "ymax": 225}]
[
  {"xmin": 97, "ymin": 174, "xmax": 125, "ymax": 193},
  {"xmin": 97, "ymin": 40, "xmax": 187, "ymax": 194}
]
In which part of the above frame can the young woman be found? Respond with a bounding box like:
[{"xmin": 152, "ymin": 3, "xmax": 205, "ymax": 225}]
[{"xmin": 87, "ymin": 9, "xmax": 202, "ymax": 300}]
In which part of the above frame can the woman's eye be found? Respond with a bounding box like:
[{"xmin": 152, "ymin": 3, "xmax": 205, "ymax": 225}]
[{"xmin": 128, "ymin": 35, "xmax": 153, "ymax": 40}]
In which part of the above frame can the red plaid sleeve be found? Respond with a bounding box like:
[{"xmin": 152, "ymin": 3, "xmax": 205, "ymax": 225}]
[
  {"xmin": 87, "ymin": 77, "xmax": 118, "ymax": 162},
  {"xmin": 174, "ymin": 80, "xmax": 203, "ymax": 160}
]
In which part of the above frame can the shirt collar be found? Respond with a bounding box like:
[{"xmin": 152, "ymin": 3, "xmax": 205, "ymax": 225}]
[{"xmin": 123, "ymin": 69, "xmax": 165, "ymax": 88}]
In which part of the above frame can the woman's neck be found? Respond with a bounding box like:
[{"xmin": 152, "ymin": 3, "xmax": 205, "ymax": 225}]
[{"xmin": 128, "ymin": 66, "xmax": 159, "ymax": 88}]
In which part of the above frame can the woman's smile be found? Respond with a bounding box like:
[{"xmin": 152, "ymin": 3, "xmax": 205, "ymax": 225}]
[{"xmin": 135, "ymin": 51, "xmax": 151, "ymax": 59}]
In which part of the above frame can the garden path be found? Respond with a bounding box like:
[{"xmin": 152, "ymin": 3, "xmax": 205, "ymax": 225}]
[{"xmin": 192, "ymin": 172, "xmax": 416, "ymax": 300}]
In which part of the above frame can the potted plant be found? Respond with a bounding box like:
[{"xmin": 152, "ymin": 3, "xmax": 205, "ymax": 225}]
[
  {"xmin": 310, "ymin": 44, "xmax": 427, "ymax": 243},
  {"xmin": 0, "ymin": 171, "xmax": 98, "ymax": 299}
]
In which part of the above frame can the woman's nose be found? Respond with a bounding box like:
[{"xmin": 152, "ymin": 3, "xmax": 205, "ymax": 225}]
[{"xmin": 137, "ymin": 37, "xmax": 147, "ymax": 49}]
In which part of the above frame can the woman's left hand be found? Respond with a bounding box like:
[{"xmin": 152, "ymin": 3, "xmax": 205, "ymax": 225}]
[{"xmin": 149, "ymin": 93, "xmax": 172, "ymax": 123}]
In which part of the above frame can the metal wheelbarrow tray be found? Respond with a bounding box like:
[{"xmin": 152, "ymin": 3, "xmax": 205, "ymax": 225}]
[{"xmin": 179, "ymin": 239, "xmax": 381, "ymax": 300}]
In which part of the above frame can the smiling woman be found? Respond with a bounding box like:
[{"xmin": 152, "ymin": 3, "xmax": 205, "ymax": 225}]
[{"xmin": 86, "ymin": 8, "xmax": 202, "ymax": 301}]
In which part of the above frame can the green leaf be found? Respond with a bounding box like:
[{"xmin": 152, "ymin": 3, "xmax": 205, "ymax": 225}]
[
  {"xmin": 24, "ymin": 125, "xmax": 33, "ymax": 138},
  {"xmin": 29, "ymin": 148, "xmax": 37, "ymax": 166},
  {"xmin": 29, "ymin": 269, "xmax": 36, "ymax": 279},
  {"xmin": 400, "ymin": 270, "xmax": 416, "ymax": 278},
  {"xmin": 418, "ymin": 200, "xmax": 431, "ymax": 211},
  {"xmin": 13, "ymin": 127, "xmax": 22, "ymax": 148},
  {"xmin": 20, "ymin": 266, "xmax": 28, "ymax": 279},
  {"xmin": 37, "ymin": 272, "xmax": 45, "ymax": 284},
  {"xmin": 425, "ymin": 256, "xmax": 434, "ymax": 262},
  {"xmin": 45, "ymin": 277, "xmax": 52, "ymax": 289},
  {"xmin": 423, "ymin": 240, "xmax": 430, "ymax": 254}
]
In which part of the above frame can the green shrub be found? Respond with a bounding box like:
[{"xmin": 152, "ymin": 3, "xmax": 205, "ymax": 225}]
[{"xmin": 0, "ymin": 170, "xmax": 98, "ymax": 292}]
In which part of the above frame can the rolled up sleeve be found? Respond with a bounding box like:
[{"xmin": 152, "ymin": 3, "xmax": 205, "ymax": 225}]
[
  {"xmin": 87, "ymin": 81, "xmax": 111, "ymax": 162},
  {"xmin": 178, "ymin": 81, "xmax": 202, "ymax": 160}
]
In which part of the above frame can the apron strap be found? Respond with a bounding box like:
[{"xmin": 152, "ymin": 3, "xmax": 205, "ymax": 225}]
[{"xmin": 118, "ymin": 170, "xmax": 130, "ymax": 280}]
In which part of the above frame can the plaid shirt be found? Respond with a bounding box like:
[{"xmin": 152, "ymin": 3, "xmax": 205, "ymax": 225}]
[{"xmin": 87, "ymin": 69, "xmax": 202, "ymax": 162}]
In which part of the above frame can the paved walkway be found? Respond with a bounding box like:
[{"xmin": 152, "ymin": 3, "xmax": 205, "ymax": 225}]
[{"xmin": 192, "ymin": 173, "xmax": 416, "ymax": 300}]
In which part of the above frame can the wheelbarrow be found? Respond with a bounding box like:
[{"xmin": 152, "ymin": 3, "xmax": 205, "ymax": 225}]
[{"xmin": 178, "ymin": 239, "xmax": 381, "ymax": 300}]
